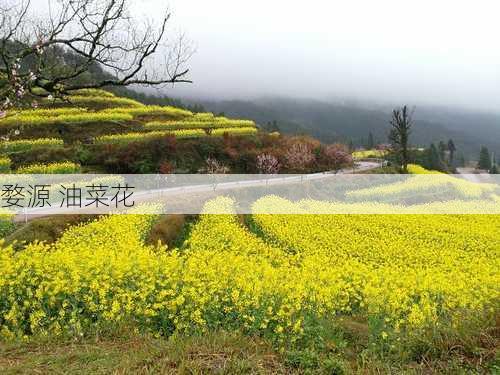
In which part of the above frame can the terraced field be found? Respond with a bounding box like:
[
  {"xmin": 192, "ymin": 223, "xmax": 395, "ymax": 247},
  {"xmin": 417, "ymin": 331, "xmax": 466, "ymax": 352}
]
[{"xmin": 0, "ymin": 89, "xmax": 258, "ymax": 149}]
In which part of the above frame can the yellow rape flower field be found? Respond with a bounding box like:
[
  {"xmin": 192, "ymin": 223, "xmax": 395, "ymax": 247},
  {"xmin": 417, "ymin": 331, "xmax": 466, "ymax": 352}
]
[{"xmin": 0, "ymin": 194, "xmax": 499, "ymax": 372}]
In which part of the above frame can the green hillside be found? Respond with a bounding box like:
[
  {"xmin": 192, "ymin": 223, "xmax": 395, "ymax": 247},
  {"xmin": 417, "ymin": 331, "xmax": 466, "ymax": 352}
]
[{"xmin": 199, "ymin": 97, "xmax": 500, "ymax": 160}]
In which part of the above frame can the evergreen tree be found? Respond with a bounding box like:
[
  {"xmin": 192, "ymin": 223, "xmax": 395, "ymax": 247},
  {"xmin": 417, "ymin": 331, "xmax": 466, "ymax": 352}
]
[
  {"xmin": 388, "ymin": 105, "xmax": 413, "ymax": 172},
  {"xmin": 367, "ymin": 132, "xmax": 375, "ymax": 149},
  {"xmin": 447, "ymin": 139, "xmax": 456, "ymax": 165},
  {"xmin": 491, "ymin": 163, "xmax": 498, "ymax": 174},
  {"xmin": 478, "ymin": 146, "xmax": 491, "ymax": 171},
  {"xmin": 348, "ymin": 140, "xmax": 354, "ymax": 152},
  {"xmin": 458, "ymin": 154, "xmax": 466, "ymax": 168},
  {"xmin": 427, "ymin": 143, "xmax": 443, "ymax": 171},
  {"xmin": 438, "ymin": 141, "xmax": 447, "ymax": 163}
]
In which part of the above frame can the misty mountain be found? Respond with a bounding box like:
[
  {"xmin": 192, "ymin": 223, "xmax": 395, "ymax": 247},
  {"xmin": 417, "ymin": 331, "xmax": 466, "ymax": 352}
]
[{"xmin": 197, "ymin": 97, "xmax": 500, "ymax": 159}]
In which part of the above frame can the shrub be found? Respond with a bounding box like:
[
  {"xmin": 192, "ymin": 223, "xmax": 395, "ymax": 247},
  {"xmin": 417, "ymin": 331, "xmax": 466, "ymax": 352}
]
[
  {"xmin": 284, "ymin": 142, "xmax": 315, "ymax": 171},
  {"xmin": 256, "ymin": 153, "xmax": 280, "ymax": 174},
  {"xmin": 323, "ymin": 144, "xmax": 353, "ymax": 171}
]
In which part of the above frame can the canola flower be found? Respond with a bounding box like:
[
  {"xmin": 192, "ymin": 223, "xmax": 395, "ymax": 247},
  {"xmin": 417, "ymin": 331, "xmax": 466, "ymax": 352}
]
[
  {"xmin": 211, "ymin": 127, "xmax": 258, "ymax": 137},
  {"xmin": 103, "ymin": 105, "xmax": 192, "ymax": 120},
  {"xmin": 15, "ymin": 161, "xmax": 81, "ymax": 174},
  {"xmin": 1, "ymin": 138, "xmax": 64, "ymax": 153},
  {"xmin": 251, "ymin": 196, "xmax": 500, "ymax": 336},
  {"xmin": 44, "ymin": 95, "xmax": 144, "ymax": 109},
  {"xmin": 145, "ymin": 119, "xmax": 256, "ymax": 131},
  {"xmin": 347, "ymin": 165, "xmax": 498, "ymax": 201},
  {"xmin": 1, "ymin": 195, "xmax": 498, "ymax": 351},
  {"xmin": 192, "ymin": 112, "xmax": 216, "ymax": 121},
  {"xmin": 2, "ymin": 107, "xmax": 88, "ymax": 119},
  {"xmin": 352, "ymin": 149, "xmax": 387, "ymax": 159},
  {"xmin": 95, "ymin": 126, "xmax": 257, "ymax": 146},
  {"xmin": 94, "ymin": 129, "xmax": 207, "ymax": 145},
  {"xmin": 0, "ymin": 112, "xmax": 133, "ymax": 128}
]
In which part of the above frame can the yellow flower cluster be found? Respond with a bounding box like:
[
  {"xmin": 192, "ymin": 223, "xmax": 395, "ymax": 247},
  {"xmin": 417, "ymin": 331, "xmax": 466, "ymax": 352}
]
[
  {"xmin": 145, "ymin": 119, "xmax": 256, "ymax": 131},
  {"xmin": 211, "ymin": 127, "xmax": 257, "ymax": 137},
  {"xmin": 347, "ymin": 166, "xmax": 498, "ymax": 201},
  {"xmin": 0, "ymin": 112, "xmax": 132, "ymax": 128},
  {"xmin": 3, "ymin": 107, "xmax": 88, "ymax": 118},
  {"xmin": 352, "ymin": 149, "xmax": 387, "ymax": 159},
  {"xmin": 95, "ymin": 127, "xmax": 257, "ymax": 146},
  {"xmin": 15, "ymin": 161, "xmax": 81, "ymax": 174},
  {"xmin": 94, "ymin": 129, "xmax": 207, "ymax": 145},
  {"xmin": 407, "ymin": 164, "xmax": 441, "ymax": 174},
  {"xmin": 103, "ymin": 105, "xmax": 193, "ymax": 120},
  {"xmin": 44, "ymin": 95, "xmax": 144, "ymax": 109},
  {"xmin": 0, "ymin": 206, "xmax": 162, "ymax": 338},
  {"xmin": 1, "ymin": 138, "xmax": 64, "ymax": 153}
]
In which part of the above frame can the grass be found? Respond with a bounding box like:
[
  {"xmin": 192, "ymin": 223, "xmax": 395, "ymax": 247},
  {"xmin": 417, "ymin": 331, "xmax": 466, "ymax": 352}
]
[
  {"xmin": 1, "ymin": 328, "xmax": 496, "ymax": 374},
  {"xmin": 4, "ymin": 215, "xmax": 96, "ymax": 251},
  {"xmin": 358, "ymin": 166, "xmax": 401, "ymax": 174},
  {"xmin": 0, "ymin": 331, "xmax": 289, "ymax": 375},
  {"xmin": 146, "ymin": 214, "xmax": 191, "ymax": 248}
]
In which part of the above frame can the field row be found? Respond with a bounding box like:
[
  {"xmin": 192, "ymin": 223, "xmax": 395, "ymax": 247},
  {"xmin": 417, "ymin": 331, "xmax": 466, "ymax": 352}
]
[
  {"xmin": 1, "ymin": 195, "xmax": 498, "ymax": 351},
  {"xmin": 0, "ymin": 128, "xmax": 258, "ymax": 153}
]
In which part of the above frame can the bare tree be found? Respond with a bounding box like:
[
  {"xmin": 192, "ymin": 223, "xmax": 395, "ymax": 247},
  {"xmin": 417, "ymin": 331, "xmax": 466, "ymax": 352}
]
[
  {"xmin": 388, "ymin": 105, "xmax": 413, "ymax": 172},
  {"xmin": 199, "ymin": 157, "xmax": 229, "ymax": 174},
  {"xmin": 0, "ymin": 0, "xmax": 193, "ymax": 108}
]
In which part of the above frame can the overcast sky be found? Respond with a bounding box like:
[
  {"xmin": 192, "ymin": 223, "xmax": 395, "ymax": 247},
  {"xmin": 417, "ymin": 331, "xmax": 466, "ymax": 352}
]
[{"xmin": 35, "ymin": 0, "xmax": 500, "ymax": 111}]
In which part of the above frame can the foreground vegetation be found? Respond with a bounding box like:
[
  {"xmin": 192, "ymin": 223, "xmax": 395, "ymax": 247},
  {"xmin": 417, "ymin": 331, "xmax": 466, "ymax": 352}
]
[{"xmin": 1, "ymin": 177, "xmax": 498, "ymax": 373}]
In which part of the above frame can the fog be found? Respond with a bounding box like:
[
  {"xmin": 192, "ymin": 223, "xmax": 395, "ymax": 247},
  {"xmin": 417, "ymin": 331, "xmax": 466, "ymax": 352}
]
[
  {"xmin": 32, "ymin": 0, "xmax": 500, "ymax": 112},
  {"xmin": 131, "ymin": 0, "xmax": 499, "ymax": 112}
]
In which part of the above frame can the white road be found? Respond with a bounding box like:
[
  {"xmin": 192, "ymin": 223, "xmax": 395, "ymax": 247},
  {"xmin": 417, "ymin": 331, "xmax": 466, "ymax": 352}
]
[{"xmin": 13, "ymin": 161, "xmax": 382, "ymax": 222}]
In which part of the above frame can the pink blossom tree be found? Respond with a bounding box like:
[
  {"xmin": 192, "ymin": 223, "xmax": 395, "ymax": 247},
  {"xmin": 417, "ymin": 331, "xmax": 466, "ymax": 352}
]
[
  {"xmin": 324, "ymin": 144, "xmax": 353, "ymax": 172},
  {"xmin": 256, "ymin": 153, "xmax": 280, "ymax": 174},
  {"xmin": 284, "ymin": 142, "xmax": 315, "ymax": 171}
]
